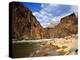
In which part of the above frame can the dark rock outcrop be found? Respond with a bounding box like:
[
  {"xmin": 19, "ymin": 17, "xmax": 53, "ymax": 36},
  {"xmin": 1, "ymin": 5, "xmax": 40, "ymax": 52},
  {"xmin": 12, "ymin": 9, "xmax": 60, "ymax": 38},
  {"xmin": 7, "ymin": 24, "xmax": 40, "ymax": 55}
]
[
  {"xmin": 48, "ymin": 13, "xmax": 78, "ymax": 38},
  {"xmin": 10, "ymin": 2, "xmax": 44, "ymax": 40}
]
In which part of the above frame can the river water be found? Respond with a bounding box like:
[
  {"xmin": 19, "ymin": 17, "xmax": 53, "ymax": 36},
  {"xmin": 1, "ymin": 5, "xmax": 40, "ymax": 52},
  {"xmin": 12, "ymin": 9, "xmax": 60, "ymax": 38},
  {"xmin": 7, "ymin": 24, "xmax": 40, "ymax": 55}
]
[
  {"xmin": 12, "ymin": 39, "xmax": 52, "ymax": 58},
  {"xmin": 12, "ymin": 39, "xmax": 57, "ymax": 58},
  {"xmin": 12, "ymin": 42, "xmax": 42, "ymax": 58}
]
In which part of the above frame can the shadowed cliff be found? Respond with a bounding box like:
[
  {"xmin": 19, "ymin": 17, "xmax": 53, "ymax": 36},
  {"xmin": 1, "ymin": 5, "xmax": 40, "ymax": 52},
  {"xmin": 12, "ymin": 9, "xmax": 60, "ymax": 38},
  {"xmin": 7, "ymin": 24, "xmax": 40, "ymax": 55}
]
[
  {"xmin": 10, "ymin": 2, "xmax": 45, "ymax": 40},
  {"xmin": 10, "ymin": 2, "xmax": 78, "ymax": 40}
]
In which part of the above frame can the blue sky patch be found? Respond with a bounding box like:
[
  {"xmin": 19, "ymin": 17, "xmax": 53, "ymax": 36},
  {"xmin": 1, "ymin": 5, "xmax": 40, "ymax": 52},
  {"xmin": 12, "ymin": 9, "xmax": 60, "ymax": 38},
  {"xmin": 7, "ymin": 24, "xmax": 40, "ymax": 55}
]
[{"xmin": 21, "ymin": 2, "xmax": 78, "ymax": 28}]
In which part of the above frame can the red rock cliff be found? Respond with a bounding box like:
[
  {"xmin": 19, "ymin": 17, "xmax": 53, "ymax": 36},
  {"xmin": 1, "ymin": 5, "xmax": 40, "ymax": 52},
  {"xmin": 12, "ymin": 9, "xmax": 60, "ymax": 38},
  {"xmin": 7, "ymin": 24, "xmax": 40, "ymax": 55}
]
[
  {"xmin": 10, "ymin": 2, "xmax": 78, "ymax": 40},
  {"xmin": 10, "ymin": 2, "xmax": 44, "ymax": 40},
  {"xmin": 48, "ymin": 13, "xmax": 78, "ymax": 38}
]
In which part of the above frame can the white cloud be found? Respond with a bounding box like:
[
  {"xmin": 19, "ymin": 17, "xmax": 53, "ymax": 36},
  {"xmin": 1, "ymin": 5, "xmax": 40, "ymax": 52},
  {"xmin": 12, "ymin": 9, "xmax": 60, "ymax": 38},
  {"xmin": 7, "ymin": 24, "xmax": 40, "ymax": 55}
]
[{"xmin": 33, "ymin": 4, "xmax": 78, "ymax": 28}]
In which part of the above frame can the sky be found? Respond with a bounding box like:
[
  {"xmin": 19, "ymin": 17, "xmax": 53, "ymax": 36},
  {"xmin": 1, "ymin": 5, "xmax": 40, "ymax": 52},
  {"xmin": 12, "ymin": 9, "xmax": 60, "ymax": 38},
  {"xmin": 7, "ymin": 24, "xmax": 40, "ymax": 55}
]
[{"xmin": 22, "ymin": 2, "xmax": 78, "ymax": 28}]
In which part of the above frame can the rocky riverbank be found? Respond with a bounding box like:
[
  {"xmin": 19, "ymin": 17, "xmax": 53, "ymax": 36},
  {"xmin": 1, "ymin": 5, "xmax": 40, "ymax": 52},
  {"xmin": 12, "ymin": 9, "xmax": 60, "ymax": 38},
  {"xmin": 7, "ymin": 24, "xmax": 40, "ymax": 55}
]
[{"xmin": 30, "ymin": 34, "xmax": 78, "ymax": 57}]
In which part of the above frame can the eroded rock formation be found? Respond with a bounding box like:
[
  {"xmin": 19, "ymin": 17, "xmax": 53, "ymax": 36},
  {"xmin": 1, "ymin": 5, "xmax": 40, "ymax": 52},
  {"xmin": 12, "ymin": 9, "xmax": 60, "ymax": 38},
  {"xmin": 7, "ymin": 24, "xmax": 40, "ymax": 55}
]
[
  {"xmin": 47, "ymin": 13, "xmax": 78, "ymax": 38},
  {"xmin": 10, "ymin": 2, "xmax": 44, "ymax": 40},
  {"xmin": 10, "ymin": 2, "xmax": 78, "ymax": 40}
]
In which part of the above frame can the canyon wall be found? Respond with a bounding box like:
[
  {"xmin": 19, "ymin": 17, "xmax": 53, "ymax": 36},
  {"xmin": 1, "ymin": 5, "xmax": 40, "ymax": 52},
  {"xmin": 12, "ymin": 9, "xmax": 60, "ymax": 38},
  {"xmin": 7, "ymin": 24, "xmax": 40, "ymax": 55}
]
[
  {"xmin": 10, "ymin": 2, "xmax": 78, "ymax": 40},
  {"xmin": 10, "ymin": 2, "xmax": 44, "ymax": 40}
]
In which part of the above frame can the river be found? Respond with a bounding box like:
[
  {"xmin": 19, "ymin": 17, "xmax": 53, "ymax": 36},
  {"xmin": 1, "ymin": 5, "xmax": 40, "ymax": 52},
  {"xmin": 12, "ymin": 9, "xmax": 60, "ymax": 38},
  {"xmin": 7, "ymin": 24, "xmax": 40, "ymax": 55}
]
[{"xmin": 12, "ymin": 39, "xmax": 53, "ymax": 58}]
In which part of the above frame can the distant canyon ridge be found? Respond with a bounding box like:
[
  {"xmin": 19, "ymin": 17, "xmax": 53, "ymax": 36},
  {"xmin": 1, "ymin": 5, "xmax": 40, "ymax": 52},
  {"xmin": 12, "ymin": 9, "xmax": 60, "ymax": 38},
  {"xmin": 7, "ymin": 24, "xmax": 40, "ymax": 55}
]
[{"xmin": 10, "ymin": 2, "xmax": 78, "ymax": 40}]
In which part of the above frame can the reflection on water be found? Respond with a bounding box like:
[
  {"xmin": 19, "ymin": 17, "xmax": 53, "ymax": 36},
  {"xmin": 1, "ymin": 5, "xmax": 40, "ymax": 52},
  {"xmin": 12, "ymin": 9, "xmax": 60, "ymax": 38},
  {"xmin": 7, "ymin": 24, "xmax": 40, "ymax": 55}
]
[{"xmin": 12, "ymin": 42, "xmax": 41, "ymax": 58}]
